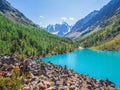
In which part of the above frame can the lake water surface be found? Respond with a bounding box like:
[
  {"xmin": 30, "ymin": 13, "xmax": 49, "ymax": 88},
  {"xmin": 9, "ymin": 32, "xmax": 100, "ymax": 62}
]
[{"xmin": 43, "ymin": 49, "xmax": 120, "ymax": 87}]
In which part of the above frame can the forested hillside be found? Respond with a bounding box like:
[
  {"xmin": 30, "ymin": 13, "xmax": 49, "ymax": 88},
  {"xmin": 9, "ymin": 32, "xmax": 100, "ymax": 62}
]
[
  {"xmin": 78, "ymin": 7, "xmax": 120, "ymax": 50},
  {"xmin": 0, "ymin": 14, "xmax": 78, "ymax": 58}
]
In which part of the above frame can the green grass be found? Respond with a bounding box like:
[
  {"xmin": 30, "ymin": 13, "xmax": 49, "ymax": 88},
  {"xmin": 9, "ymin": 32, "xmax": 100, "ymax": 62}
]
[{"xmin": 91, "ymin": 35, "xmax": 120, "ymax": 50}]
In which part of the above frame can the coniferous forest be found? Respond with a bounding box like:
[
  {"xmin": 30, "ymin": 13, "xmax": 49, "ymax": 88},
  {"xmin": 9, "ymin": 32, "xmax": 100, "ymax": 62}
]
[{"xmin": 0, "ymin": 14, "xmax": 78, "ymax": 58}]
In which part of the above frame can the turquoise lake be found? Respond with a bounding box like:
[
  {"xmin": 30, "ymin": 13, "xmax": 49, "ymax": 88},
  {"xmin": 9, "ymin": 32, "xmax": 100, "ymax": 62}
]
[{"xmin": 43, "ymin": 49, "xmax": 120, "ymax": 87}]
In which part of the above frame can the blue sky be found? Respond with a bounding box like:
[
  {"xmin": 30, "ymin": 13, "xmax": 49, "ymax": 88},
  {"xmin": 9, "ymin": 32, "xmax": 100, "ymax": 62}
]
[{"xmin": 7, "ymin": 0, "xmax": 111, "ymax": 27}]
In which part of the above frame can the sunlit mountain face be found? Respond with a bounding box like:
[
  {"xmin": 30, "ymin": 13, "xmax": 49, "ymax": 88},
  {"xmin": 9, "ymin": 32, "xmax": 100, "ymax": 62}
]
[{"xmin": 45, "ymin": 22, "xmax": 71, "ymax": 37}]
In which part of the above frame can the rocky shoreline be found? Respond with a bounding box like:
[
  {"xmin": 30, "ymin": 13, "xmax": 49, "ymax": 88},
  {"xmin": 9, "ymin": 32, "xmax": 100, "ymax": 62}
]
[{"xmin": 0, "ymin": 54, "xmax": 115, "ymax": 90}]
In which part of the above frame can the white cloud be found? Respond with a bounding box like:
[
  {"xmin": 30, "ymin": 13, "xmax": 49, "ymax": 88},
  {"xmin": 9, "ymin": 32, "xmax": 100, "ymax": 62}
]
[
  {"xmin": 69, "ymin": 17, "xmax": 75, "ymax": 21},
  {"xmin": 39, "ymin": 16, "xmax": 45, "ymax": 19},
  {"xmin": 61, "ymin": 17, "xmax": 67, "ymax": 21}
]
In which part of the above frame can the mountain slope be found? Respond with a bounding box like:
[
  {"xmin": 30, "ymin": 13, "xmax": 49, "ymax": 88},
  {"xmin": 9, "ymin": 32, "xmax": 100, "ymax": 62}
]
[
  {"xmin": 78, "ymin": 7, "xmax": 120, "ymax": 50},
  {"xmin": 66, "ymin": 0, "xmax": 120, "ymax": 39},
  {"xmin": 0, "ymin": 0, "xmax": 37, "ymax": 26},
  {"xmin": 45, "ymin": 22, "xmax": 71, "ymax": 37},
  {"xmin": 0, "ymin": 0, "xmax": 78, "ymax": 57},
  {"xmin": 92, "ymin": 34, "xmax": 120, "ymax": 50},
  {"xmin": 65, "ymin": 10, "xmax": 98, "ymax": 39},
  {"xmin": 71, "ymin": 10, "xmax": 98, "ymax": 32}
]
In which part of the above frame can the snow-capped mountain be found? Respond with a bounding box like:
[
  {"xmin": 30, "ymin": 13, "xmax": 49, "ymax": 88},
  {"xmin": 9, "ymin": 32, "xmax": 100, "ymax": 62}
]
[{"xmin": 45, "ymin": 22, "xmax": 71, "ymax": 37}]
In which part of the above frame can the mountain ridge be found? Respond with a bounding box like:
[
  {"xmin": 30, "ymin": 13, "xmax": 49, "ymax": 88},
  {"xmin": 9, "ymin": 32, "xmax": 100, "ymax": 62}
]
[
  {"xmin": 0, "ymin": 0, "xmax": 38, "ymax": 27},
  {"xmin": 71, "ymin": 10, "xmax": 99, "ymax": 32},
  {"xmin": 45, "ymin": 22, "xmax": 71, "ymax": 37},
  {"xmin": 66, "ymin": 0, "xmax": 120, "ymax": 39},
  {"xmin": 77, "ymin": 1, "xmax": 120, "ymax": 50}
]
